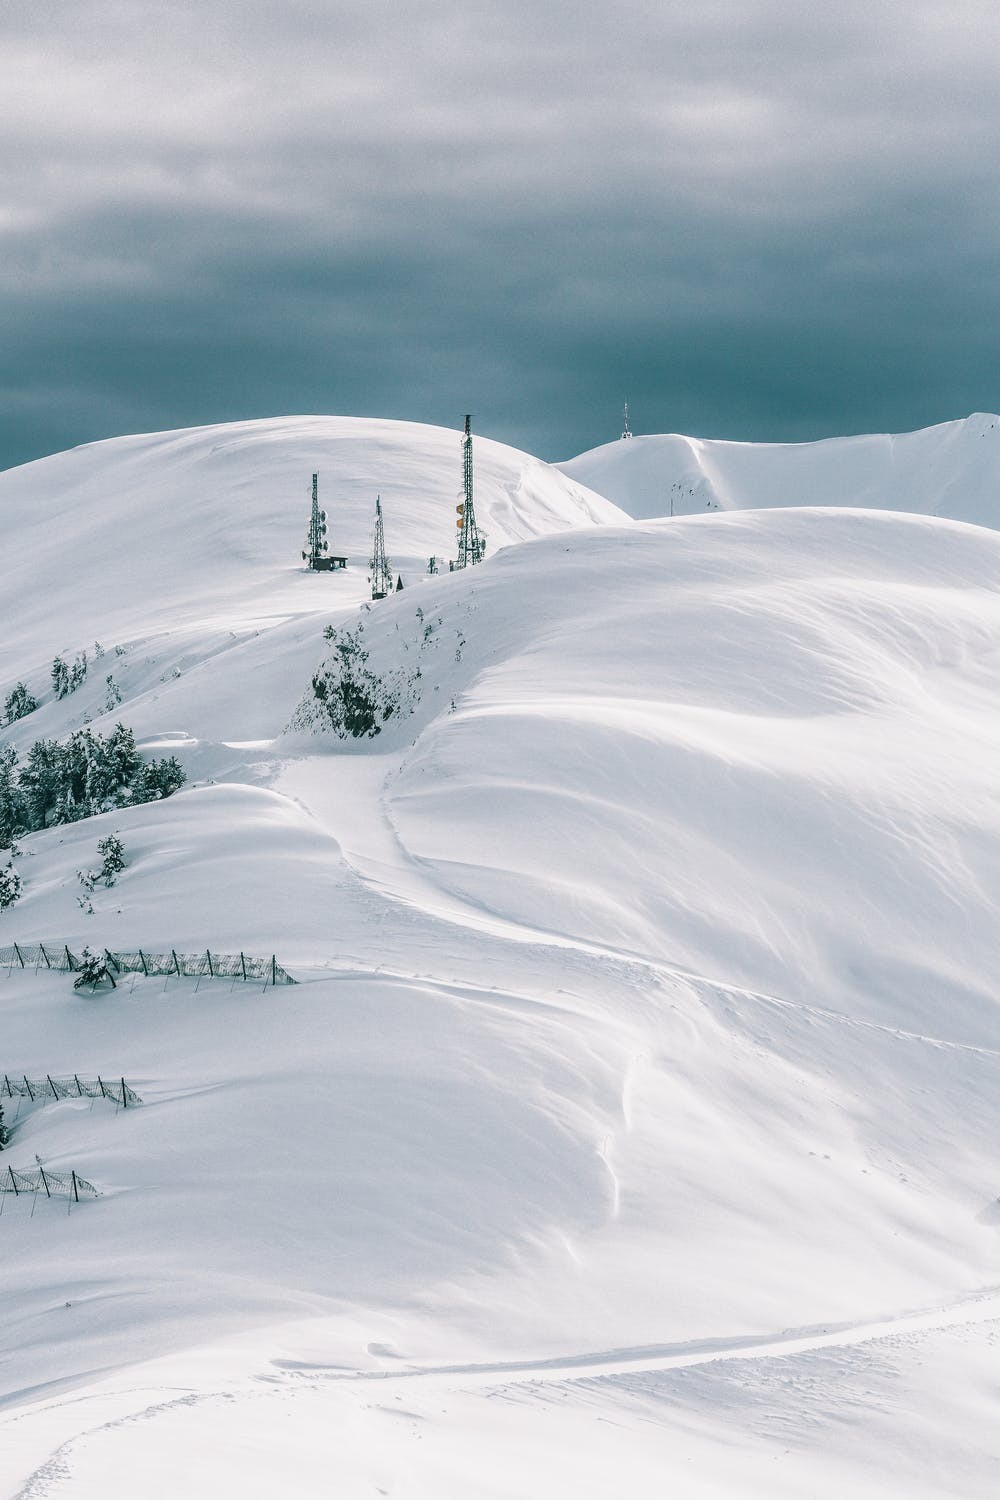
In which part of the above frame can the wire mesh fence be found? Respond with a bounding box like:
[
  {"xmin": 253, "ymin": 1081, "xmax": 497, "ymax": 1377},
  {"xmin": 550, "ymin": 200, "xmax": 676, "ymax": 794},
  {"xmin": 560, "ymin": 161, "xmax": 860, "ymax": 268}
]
[
  {"xmin": 2, "ymin": 1074, "xmax": 140, "ymax": 1107},
  {"xmin": 0, "ymin": 944, "xmax": 295, "ymax": 986},
  {"xmin": 0, "ymin": 1164, "xmax": 99, "ymax": 1200}
]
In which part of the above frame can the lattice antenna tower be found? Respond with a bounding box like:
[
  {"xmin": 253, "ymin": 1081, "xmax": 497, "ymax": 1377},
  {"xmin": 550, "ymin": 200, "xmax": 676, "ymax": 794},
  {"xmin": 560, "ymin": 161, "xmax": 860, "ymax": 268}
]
[
  {"xmin": 454, "ymin": 414, "xmax": 486, "ymax": 569},
  {"xmin": 369, "ymin": 495, "xmax": 393, "ymax": 599},
  {"xmin": 303, "ymin": 473, "xmax": 329, "ymax": 568},
  {"xmin": 621, "ymin": 400, "xmax": 633, "ymax": 439}
]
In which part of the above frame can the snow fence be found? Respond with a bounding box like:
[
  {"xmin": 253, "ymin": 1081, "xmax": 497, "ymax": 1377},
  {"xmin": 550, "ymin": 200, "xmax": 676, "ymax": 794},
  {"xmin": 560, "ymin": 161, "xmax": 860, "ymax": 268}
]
[
  {"xmin": 0, "ymin": 1165, "xmax": 99, "ymax": 1201},
  {"xmin": 2, "ymin": 1074, "xmax": 140, "ymax": 1107},
  {"xmin": 0, "ymin": 944, "xmax": 296, "ymax": 985}
]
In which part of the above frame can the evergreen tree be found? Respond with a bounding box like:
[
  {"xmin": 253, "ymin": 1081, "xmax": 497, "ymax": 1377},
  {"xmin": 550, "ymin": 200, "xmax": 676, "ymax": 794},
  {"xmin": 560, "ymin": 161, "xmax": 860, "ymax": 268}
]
[
  {"xmin": 18, "ymin": 738, "xmax": 62, "ymax": 829},
  {"xmin": 51, "ymin": 656, "xmax": 70, "ymax": 699},
  {"xmin": 69, "ymin": 652, "xmax": 88, "ymax": 692},
  {"xmin": 138, "ymin": 755, "xmax": 186, "ymax": 801},
  {"xmin": 103, "ymin": 723, "xmax": 141, "ymax": 791},
  {"xmin": 3, "ymin": 682, "xmax": 38, "ymax": 724},
  {"xmin": 0, "ymin": 746, "xmax": 20, "ymax": 849},
  {"xmin": 0, "ymin": 863, "xmax": 21, "ymax": 911},
  {"xmin": 6, "ymin": 726, "xmax": 184, "ymax": 833},
  {"xmin": 97, "ymin": 832, "xmax": 126, "ymax": 885},
  {"xmin": 73, "ymin": 945, "xmax": 114, "ymax": 990}
]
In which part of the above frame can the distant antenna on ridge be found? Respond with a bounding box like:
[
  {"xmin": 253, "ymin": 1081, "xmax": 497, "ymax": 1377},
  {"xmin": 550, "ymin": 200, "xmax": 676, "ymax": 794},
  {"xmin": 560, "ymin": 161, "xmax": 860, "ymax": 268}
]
[
  {"xmin": 369, "ymin": 495, "xmax": 393, "ymax": 599},
  {"xmin": 621, "ymin": 401, "xmax": 633, "ymax": 440},
  {"xmin": 452, "ymin": 414, "xmax": 486, "ymax": 570}
]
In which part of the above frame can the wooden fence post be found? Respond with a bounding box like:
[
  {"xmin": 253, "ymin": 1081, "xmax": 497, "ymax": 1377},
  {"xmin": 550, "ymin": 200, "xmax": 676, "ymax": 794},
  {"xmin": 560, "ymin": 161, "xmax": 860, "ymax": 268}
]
[{"xmin": 12, "ymin": 943, "xmax": 24, "ymax": 968}]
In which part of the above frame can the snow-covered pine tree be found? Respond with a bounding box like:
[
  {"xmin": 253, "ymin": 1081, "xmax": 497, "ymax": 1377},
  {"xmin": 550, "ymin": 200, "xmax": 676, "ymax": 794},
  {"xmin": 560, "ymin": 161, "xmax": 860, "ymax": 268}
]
[
  {"xmin": 97, "ymin": 832, "xmax": 126, "ymax": 885},
  {"xmin": 0, "ymin": 747, "xmax": 20, "ymax": 850},
  {"xmin": 69, "ymin": 652, "xmax": 88, "ymax": 692},
  {"xmin": 3, "ymin": 682, "xmax": 38, "ymax": 724},
  {"xmin": 73, "ymin": 945, "xmax": 114, "ymax": 990},
  {"xmin": 0, "ymin": 863, "xmax": 22, "ymax": 911},
  {"xmin": 51, "ymin": 656, "xmax": 70, "ymax": 699}
]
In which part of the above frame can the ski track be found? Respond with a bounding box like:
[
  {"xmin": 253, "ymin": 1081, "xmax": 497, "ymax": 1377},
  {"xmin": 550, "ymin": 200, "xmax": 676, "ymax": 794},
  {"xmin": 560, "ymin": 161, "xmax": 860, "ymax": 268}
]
[{"xmin": 9, "ymin": 1288, "xmax": 1000, "ymax": 1499}]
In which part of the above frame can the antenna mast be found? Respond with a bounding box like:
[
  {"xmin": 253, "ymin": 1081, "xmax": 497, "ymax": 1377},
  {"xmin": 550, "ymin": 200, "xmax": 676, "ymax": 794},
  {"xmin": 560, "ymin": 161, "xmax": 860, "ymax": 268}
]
[
  {"xmin": 303, "ymin": 473, "xmax": 329, "ymax": 568},
  {"xmin": 369, "ymin": 495, "xmax": 393, "ymax": 599},
  {"xmin": 621, "ymin": 401, "xmax": 632, "ymax": 439},
  {"xmin": 453, "ymin": 414, "xmax": 485, "ymax": 569}
]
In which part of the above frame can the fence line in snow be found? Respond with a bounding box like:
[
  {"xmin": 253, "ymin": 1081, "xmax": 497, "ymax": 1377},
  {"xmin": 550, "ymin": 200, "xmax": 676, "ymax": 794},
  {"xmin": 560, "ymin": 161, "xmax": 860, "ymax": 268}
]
[
  {"xmin": 2, "ymin": 1074, "xmax": 140, "ymax": 1108},
  {"xmin": 0, "ymin": 944, "xmax": 296, "ymax": 986},
  {"xmin": 0, "ymin": 1164, "xmax": 99, "ymax": 1201}
]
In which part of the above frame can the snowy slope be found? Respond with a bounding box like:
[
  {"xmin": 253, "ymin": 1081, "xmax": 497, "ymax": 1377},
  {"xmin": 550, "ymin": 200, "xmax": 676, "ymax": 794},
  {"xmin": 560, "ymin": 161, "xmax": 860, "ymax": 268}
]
[
  {"xmin": 560, "ymin": 412, "xmax": 1000, "ymax": 525},
  {"xmin": 0, "ymin": 415, "xmax": 623, "ymax": 778},
  {"xmin": 3, "ymin": 422, "xmax": 1000, "ymax": 1496}
]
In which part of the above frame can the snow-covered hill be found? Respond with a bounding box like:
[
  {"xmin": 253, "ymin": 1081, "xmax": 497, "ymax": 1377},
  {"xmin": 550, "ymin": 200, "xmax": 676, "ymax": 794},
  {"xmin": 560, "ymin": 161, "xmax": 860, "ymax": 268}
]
[
  {"xmin": 560, "ymin": 412, "xmax": 1000, "ymax": 525},
  {"xmin": 3, "ymin": 422, "xmax": 1000, "ymax": 1497},
  {"xmin": 0, "ymin": 415, "xmax": 623, "ymax": 780}
]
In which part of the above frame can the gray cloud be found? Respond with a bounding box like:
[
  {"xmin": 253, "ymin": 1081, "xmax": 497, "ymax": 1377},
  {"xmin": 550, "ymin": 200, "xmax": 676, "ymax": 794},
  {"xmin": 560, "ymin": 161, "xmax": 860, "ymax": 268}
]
[{"xmin": 3, "ymin": 1, "xmax": 1000, "ymax": 467}]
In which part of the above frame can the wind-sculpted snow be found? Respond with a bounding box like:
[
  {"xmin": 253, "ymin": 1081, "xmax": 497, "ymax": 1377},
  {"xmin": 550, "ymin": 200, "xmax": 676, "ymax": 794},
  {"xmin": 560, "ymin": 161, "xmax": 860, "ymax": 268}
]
[
  {"xmin": 5, "ymin": 438, "xmax": 1000, "ymax": 1496},
  {"xmin": 301, "ymin": 507, "xmax": 1000, "ymax": 1043},
  {"xmin": 561, "ymin": 411, "xmax": 1000, "ymax": 526}
]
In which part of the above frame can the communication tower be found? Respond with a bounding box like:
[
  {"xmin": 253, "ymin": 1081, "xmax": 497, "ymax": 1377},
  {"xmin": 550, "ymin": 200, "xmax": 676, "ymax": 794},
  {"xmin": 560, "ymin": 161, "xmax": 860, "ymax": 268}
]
[
  {"xmin": 369, "ymin": 495, "xmax": 394, "ymax": 600},
  {"xmin": 302, "ymin": 474, "xmax": 346, "ymax": 571},
  {"xmin": 621, "ymin": 401, "xmax": 633, "ymax": 440},
  {"xmin": 302, "ymin": 474, "xmax": 328, "ymax": 567},
  {"xmin": 453, "ymin": 414, "xmax": 486, "ymax": 569}
]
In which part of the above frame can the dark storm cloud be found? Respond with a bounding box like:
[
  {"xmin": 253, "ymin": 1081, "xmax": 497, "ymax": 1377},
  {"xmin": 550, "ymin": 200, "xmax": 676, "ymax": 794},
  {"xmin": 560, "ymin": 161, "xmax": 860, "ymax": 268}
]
[{"xmin": 4, "ymin": 0, "xmax": 1000, "ymax": 466}]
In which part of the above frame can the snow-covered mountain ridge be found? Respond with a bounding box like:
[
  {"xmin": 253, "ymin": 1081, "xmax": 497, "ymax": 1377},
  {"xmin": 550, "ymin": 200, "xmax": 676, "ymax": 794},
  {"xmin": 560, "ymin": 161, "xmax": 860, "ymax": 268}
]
[
  {"xmin": 560, "ymin": 411, "xmax": 1000, "ymax": 525},
  {"xmin": 3, "ymin": 417, "xmax": 1000, "ymax": 1497},
  {"xmin": 0, "ymin": 415, "xmax": 622, "ymax": 781}
]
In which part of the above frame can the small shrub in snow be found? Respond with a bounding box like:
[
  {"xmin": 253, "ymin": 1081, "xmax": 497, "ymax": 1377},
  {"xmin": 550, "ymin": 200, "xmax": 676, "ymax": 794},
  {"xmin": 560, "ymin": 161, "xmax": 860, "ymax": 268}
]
[{"xmin": 76, "ymin": 867, "xmax": 95, "ymax": 915}]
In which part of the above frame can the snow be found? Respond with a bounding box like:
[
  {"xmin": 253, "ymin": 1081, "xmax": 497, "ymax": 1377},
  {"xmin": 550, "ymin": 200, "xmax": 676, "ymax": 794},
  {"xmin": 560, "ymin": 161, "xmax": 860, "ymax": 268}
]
[
  {"xmin": 2, "ymin": 417, "xmax": 1000, "ymax": 1495},
  {"xmin": 560, "ymin": 411, "xmax": 1000, "ymax": 525}
]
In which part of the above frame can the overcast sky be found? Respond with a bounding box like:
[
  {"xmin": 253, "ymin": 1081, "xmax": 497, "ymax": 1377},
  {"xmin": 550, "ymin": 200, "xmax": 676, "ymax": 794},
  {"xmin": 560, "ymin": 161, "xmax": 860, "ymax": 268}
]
[{"xmin": 4, "ymin": 0, "xmax": 1000, "ymax": 467}]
